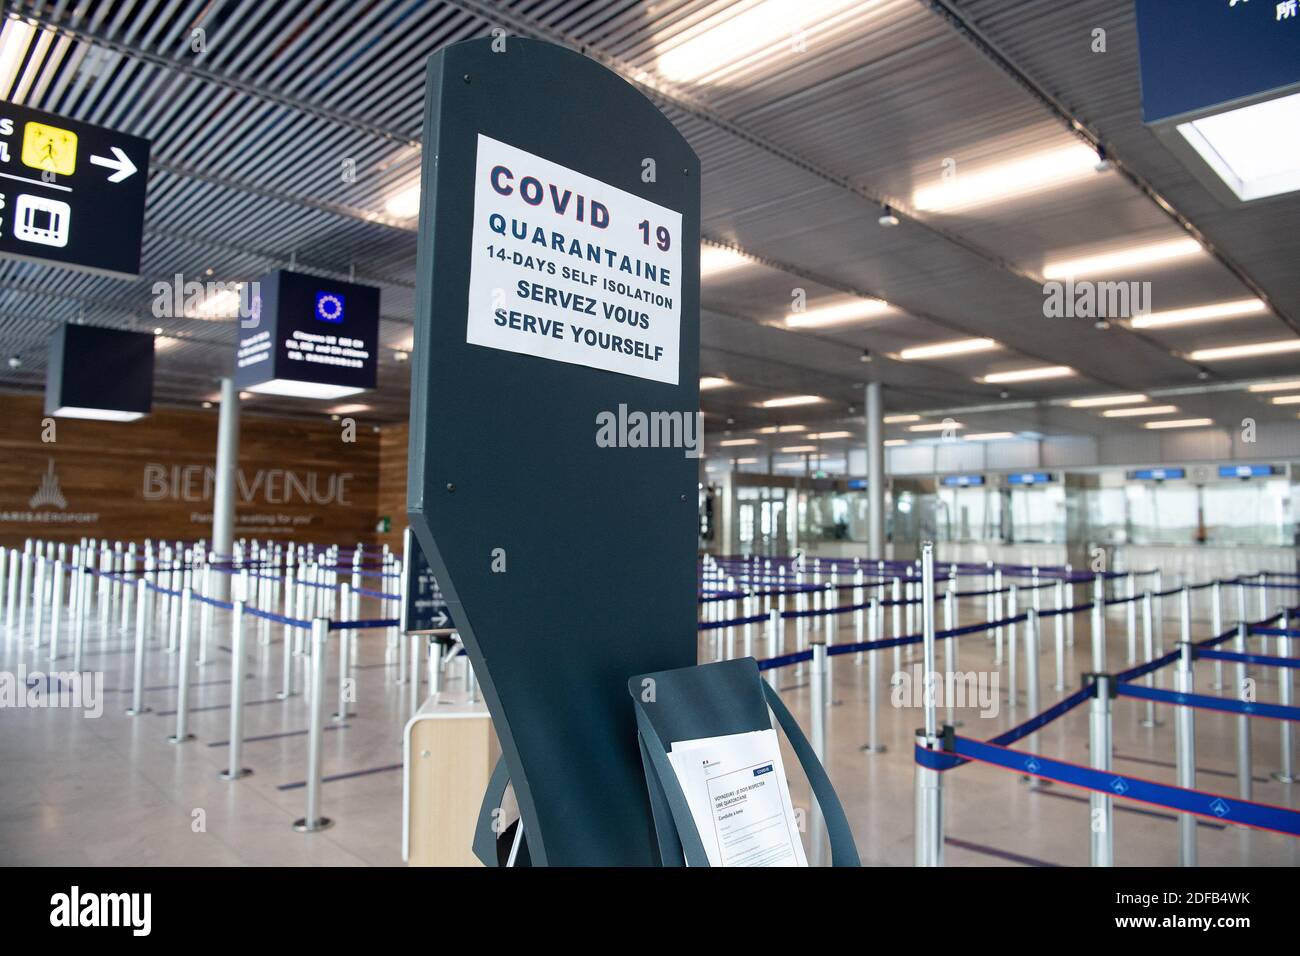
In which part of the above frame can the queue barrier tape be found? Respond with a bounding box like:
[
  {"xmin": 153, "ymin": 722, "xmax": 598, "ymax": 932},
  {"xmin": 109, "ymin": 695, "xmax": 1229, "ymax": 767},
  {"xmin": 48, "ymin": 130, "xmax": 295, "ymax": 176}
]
[
  {"xmin": 1115, "ymin": 682, "xmax": 1300, "ymax": 722},
  {"xmin": 1250, "ymin": 627, "xmax": 1300, "ymax": 638},
  {"xmin": 245, "ymin": 607, "xmax": 312, "ymax": 628},
  {"xmin": 354, "ymin": 586, "xmax": 400, "ymax": 600},
  {"xmin": 756, "ymin": 649, "xmax": 814, "ymax": 671},
  {"xmin": 919, "ymin": 735, "xmax": 1300, "ymax": 838},
  {"xmin": 1114, "ymin": 650, "xmax": 1181, "ymax": 684},
  {"xmin": 1197, "ymin": 648, "xmax": 1300, "ymax": 670}
]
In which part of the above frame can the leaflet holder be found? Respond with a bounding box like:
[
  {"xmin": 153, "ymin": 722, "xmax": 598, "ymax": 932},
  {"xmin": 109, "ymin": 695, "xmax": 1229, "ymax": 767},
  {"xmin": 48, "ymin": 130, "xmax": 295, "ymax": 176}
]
[{"xmin": 628, "ymin": 657, "xmax": 861, "ymax": 867}]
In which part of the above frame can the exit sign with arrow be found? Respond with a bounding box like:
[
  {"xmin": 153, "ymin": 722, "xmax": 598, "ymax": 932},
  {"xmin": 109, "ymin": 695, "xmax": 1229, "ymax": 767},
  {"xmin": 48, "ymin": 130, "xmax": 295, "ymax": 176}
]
[{"xmin": 0, "ymin": 102, "xmax": 150, "ymax": 277}]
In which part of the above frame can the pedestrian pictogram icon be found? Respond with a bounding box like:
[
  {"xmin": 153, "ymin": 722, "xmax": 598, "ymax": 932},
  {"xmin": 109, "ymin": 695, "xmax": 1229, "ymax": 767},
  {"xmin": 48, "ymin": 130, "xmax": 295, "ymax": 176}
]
[{"xmin": 21, "ymin": 120, "xmax": 78, "ymax": 176}]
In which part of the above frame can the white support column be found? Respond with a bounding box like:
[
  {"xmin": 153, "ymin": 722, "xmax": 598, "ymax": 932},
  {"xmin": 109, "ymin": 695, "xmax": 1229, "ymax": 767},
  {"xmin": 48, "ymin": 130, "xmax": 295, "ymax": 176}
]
[
  {"xmin": 865, "ymin": 381, "xmax": 884, "ymax": 560},
  {"xmin": 212, "ymin": 377, "xmax": 240, "ymax": 601}
]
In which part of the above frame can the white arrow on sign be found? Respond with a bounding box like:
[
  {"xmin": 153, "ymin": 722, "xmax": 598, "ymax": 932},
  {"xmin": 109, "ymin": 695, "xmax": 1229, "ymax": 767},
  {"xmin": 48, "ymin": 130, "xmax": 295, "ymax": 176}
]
[
  {"xmin": 89, "ymin": 146, "xmax": 138, "ymax": 183},
  {"xmin": 433, "ymin": 610, "xmax": 448, "ymax": 627}
]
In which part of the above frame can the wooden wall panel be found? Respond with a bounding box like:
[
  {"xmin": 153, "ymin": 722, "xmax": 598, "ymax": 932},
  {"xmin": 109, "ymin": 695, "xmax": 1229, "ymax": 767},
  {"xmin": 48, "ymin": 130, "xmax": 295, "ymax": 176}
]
[
  {"xmin": 0, "ymin": 393, "xmax": 380, "ymax": 550},
  {"xmin": 375, "ymin": 423, "xmax": 410, "ymax": 554}
]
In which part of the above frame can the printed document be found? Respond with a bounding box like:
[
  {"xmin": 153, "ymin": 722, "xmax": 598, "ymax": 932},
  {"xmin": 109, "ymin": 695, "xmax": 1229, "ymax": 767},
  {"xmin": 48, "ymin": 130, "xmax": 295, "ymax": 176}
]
[{"xmin": 666, "ymin": 729, "xmax": 808, "ymax": 867}]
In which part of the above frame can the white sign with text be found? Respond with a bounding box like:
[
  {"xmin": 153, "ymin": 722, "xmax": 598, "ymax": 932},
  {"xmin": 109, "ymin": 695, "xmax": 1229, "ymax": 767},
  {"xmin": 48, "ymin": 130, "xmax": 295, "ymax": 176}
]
[{"xmin": 465, "ymin": 134, "xmax": 682, "ymax": 385}]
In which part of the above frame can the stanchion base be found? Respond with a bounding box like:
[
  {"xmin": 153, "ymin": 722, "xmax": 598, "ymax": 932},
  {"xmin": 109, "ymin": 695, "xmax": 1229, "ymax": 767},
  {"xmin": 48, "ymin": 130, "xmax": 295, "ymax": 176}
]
[
  {"xmin": 1021, "ymin": 776, "xmax": 1051, "ymax": 788},
  {"xmin": 1139, "ymin": 719, "xmax": 1165, "ymax": 728},
  {"xmin": 293, "ymin": 816, "xmax": 333, "ymax": 833},
  {"xmin": 860, "ymin": 743, "xmax": 888, "ymax": 754},
  {"xmin": 276, "ymin": 691, "xmax": 296, "ymax": 700},
  {"xmin": 1271, "ymin": 771, "xmax": 1297, "ymax": 784},
  {"xmin": 167, "ymin": 733, "xmax": 196, "ymax": 744},
  {"xmin": 218, "ymin": 767, "xmax": 253, "ymax": 781},
  {"xmin": 331, "ymin": 711, "xmax": 355, "ymax": 720},
  {"xmin": 124, "ymin": 706, "xmax": 152, "ymax": 716}
]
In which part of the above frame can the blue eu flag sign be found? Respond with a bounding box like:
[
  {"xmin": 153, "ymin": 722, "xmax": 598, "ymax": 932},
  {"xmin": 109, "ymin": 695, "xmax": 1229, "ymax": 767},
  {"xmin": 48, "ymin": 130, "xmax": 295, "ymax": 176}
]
[{"xmin": 315, "ymin": 291, "xmax": 345, "ymax": 323}]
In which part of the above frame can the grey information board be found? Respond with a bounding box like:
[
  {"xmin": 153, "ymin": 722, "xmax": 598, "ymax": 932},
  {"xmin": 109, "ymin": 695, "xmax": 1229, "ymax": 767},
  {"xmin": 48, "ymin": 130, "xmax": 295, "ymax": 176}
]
[{"xmin": 407, "ymin": 37, "xmax": 700, "ymax": 865}]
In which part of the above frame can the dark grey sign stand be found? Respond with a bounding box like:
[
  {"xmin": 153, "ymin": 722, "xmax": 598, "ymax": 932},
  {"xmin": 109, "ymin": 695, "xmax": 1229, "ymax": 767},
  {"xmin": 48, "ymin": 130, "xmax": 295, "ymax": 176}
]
[
  {"xmin": 408, "ymin": 37, "xmax": 699, "ymax": 866},
  {"xmin": 629, "ymin": 658, "xmax": 861, "ymax": 867}
]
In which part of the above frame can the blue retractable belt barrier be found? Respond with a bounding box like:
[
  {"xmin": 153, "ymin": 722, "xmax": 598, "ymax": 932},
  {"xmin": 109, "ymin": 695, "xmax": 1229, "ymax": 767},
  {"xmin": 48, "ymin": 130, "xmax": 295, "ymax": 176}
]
[
  {"xmin": 1250, "ymin": 627, "xmax": 1300, "ymax": 638},
  {"xmin": 937, "ymin": 735, "xmax": 1300, "ymax": 837},
  {"xmin": 1115, "ymin": 682, "xmax": 1300, "ymax": 722},
  {"xmin": 1114, "ymin": 650, "xmax": 1180, "ymax": 684},
  {"xmin": 756, "ymin": 649, "xmax": 813, "ymax": 671},
  {"xmin": 1199, "ymin": 648, "xmax": 1300, "ymax": 669},
  {"xmin": 244, "ymin": 607, "xmax": 311, "ymax": 628}
]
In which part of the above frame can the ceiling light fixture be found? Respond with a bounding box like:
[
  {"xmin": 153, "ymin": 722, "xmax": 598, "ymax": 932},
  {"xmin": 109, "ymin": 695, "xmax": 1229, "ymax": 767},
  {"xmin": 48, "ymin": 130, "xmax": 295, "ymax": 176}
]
[
  {"xmin": 718, "ymin": 437, "xmax": 759, "ymax": 447},
  {"xmin": 1067, "ymin": 393, "xmax": 1149, "ymax": 408},
  {"xmin": 1144, "ymin": 418, "xmax": 1215, "ymax": 430},
  {"xmin": 897, "ymin": 337, "xmax": 999, "ymax": 361},
  {"xmin": 779, "ymin": 445, "xmax": 818, "ymax": 454},
  {"xmin": 784, "ymin": 298, "xmax": 891, "ymax": 329},
  {"xmin": 385, "ymin": 184, "xmax": 421, "ymax": 219},
  {"xmin": 909, "ymin": 422, "xmax": 962, "ymax": 432},
  {"xmin": 1129, "ymin": 298, "xmax": 1267, "ymax": 329},
  {"xmin": 883, "ymin": 414, "xmax": 920, "ymax": 424},
  {"xmin": 758, "ymin": 395, "xmax": 824, "ymax": 408},
  {"xmin": 1188, "ymin": 339, "xmax": 1300, "ymax": 362},
  {"xmin": 912, "ymin": 142, "xmax": 1101, "ymax": 213},
  {"xmin": 1042, "ymin": 237, "xmax": 1202, "ymax": 279},
  {"xmin": 0, "ymin": 18, "xmax": 36, "ymax": 97},
  {"xmin": 654, "ymin": 0, "xmax": 865, "ymax": 84},
  {"xmin": 699, "ymin": 376, "xmax": 732, "ymax": 390},
  {"xmin": 1101, "ymin": 405, "xmax": 1180, "ymax": 418},
  {"xmin": 758, "ymin": 424, "xmax": 807, "ymax": 434},
  {"xmin": 980, "ymin": 366, "xmax": 1075, "ymax": 384},
  {"xmin": 963, "ymin": 431, "xmax": 1016, "ymax": 441},
  {"xmin": 884, "ymin": 438, "xmax": 908, "ymax": 447},
  {"xmin": 878, "ymin": 206, "xmax": 900, "ymax": 227},
  {"xmin": 1247, "ymin": 380, "xmax": 1300, "ymax": 393},
  {"xmin": 700, "ymin": 246, "xmax": 752, "ymax": 278},
  {"xmin": 1175, "ymin": 90, "xmax": 1300, "ymax": 202},
  {"xmin": 1270, "ymin": 395, "xmax": 1300, "ymax": 405},
  {"xmin": 807, "ymin": 431, "xmax": 852, "ymax": 440}
]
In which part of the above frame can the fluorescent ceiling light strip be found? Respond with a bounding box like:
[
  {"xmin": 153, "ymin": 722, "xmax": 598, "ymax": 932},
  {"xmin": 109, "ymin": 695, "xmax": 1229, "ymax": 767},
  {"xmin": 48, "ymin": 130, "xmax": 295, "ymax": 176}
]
[
  {"xmin": 699, "ymin": 376, "xmax": 732, "ymax": 390},
  {"xmin": 779, "ymin": 445, "xmax": 818, "ymax": 453},
  {"xmin": 1144, "ymin": 418, "xmax": 1214, "ymax": 430},
  {"xmin": 808, "ymin": 431, "xmax": 852, "ymax": 440},
  {"xmin": 758, "ymin": 424, "xmax": 806, "ymax": 434},
  {"xmin": 0, "ymin": 17, "xmax": 36, "ymax": 98},
  {"xmin": 759, "ymin": 395, "xmax": 823, "ymax": 408},
  {"xmin": 718, "ymin": 438, "xmax": 759, "ymax": 446},
  {"xmin": 981, "ymin": 366, "xmax": 1074, "ymax": 384},
  {"xmin": 962, "ymin": 432, "xmax": 1015, "ymax": 441},
  {"xmin": 1188, "ymin": 340, "xmax": 1300, "ymax": 362},
  {"xmin": 1270, "ymin": 395, "xmax": 1300, "ymax": 405},
  {"xmin": 897, "ymin": 337, "xmax": 999, "ymax": 361},
  {"xmin": 1101, "ymin": 405, "xmax": 1180, "ymax": 418},
  {"xmin": 1067, "ymin": 393, "xmax": 1148, "ymax": 408},
  {"xmin": 700, "ymin": 246, "xmax": 752, "ymax": 277},
  {"xmin": 909, "ymin": 422, "xmax": 962, "ymax": 432},
  {"xmin": 784, "ymin": 297, "xmax": 891, "ymax": 328},
  {"xmin": 385, "ymin": 184, "xmax": 420, "ymax": 219},
  {"xmin": 883, "ymin": 413, "xmax": 920, "ymax": 423},
  {"xmin": 1247, "ymin": 379, "xmax": 1300, "ymax": 393},
  {"xmin": 884, "ymin": 439, "xmax": 908, "ymax": 446},
  {"xmin": 1130, "ymin": 298, "xmax": 1266, "ymax": 329},
  {"xmin": 1042, "ymin": 238, "xmax": 1201, "ymax": 280},
  {"xmin": 654, "ymin": 0, "xmax": 866, "ymax": 85},
  {"xmin": 912, "ymin": 142, "xmax": 1100, "ymax": 213}
]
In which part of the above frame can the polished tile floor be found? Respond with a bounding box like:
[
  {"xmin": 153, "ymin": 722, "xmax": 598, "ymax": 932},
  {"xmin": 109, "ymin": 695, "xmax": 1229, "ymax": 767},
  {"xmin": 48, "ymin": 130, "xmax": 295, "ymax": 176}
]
[{"xmin": 2, "ymin": 586, "xmax": 1297, "ymax": 866}]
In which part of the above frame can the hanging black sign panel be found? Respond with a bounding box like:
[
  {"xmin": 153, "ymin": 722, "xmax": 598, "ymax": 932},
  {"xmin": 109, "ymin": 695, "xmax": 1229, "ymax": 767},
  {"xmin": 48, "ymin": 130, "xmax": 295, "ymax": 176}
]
[
  {"xmin": 0, "ymin": 102, "xmax": 149, "ymax": 278},
  {"xmin": 235, "ymin": 269, "xmax": 381, "ymax": 400},
  {"xmin": 407, "ymin": 37, "xmax": 700, "ymax": 866}
]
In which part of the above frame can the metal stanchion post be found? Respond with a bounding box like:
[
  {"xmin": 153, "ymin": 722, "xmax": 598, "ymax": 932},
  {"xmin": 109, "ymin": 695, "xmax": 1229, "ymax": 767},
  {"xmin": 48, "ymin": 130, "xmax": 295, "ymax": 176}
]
[
  {"xmin": 1091, "ymin": 574, "xmax": 1106, "ymax": 674},
  {"xmin": 1234, "ymin": 621, "xmax": 1252, "ymax": 801},
  {"xmin": 913, "ymin": 542, "xmax": 943, "ymax": 867},
  {"xmin": 17, "ymin": 549, "xmax": 32, "ymax": 638},
  {"xmin": 125, "ymin": 579, "xmax": 150, "ymax": 716},
  {"xmin": 1125, "ymin": 573, "xmax": 1137, "ymax": 666},
  {"xmin": 1140, "ymin": 592, "xmax": 1161, "ymax": 728},
  {"xmin": 168, "ymin": 587, "xmax": 196, "ymax": 743},
  {"xmin": 1174, "ymin": 634, "xmax": 1197, "ymax": 867},
  {"xmin": 1053, "ymin": 579, "xmax": 1066, "ymax": 691},
  {"xmin": 1025, "ymin": 608, "xmax": 1040, "ymax": 721},
  {"xmin": 993, "ymin": 569, "xmax": 1004, "ymax": 665},
  {"xmin": 767, "ymin": 608, "xmax": 780, "ymax": 659},
  {"xmin": 31, "ymin": 556, "xmax": 46, "ymax": 650},
  {"xmin": 294, "ymin": 618, "xmax": 333, "ymax": 831},
  {"xmin": 218, "ymin": 600, "xmax": 253, "ymax": 781},
  {"xmin": 891, "ymin": 576, "xmax": 902, "ymax": 677},
  {"xmin": 333, "ymin": 583, "xmax": 354, "ymax": 720},
  {"xmin": 943, "ymin": 589, "xmax": 956, "ymax": 726},
  {"xmin": 48, "ymin": 559, "xmax": 64, "ymax": 660},
  {"xmin": 862, "ymin": 597, "xmax": 885, "ymax": 754},
  {"xmin": 1089, "ymin": 673, "xmax": 1113, "ymax": 867},
  {"xmin": 1007, "ymin": 584, "xmax": 1019, "ymax": 706},
  {"xmin": 1210, "ymin": 581, "xmax": 1224, "ymax": 690},
  {"xmin": 810, "ymin": 640, "xmax": 827, "ymax": 762},
  {"xmin": 72, "ymin": 569, "xmax": 89, "ymax": 674},
  {"xmin": 1272, "ymin": 608, "xmax": 1296, "ymax": 784}
]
